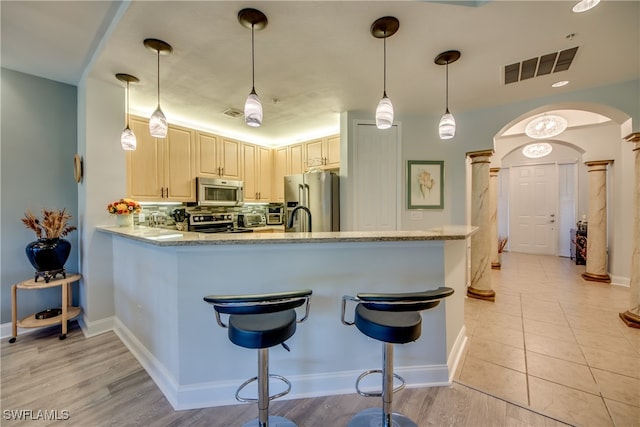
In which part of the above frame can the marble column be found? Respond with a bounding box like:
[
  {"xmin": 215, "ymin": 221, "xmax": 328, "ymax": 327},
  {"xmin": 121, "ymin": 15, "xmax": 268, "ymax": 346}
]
[
  {"xmin": 467, "ymin": 150, "xmax": 495, "ymax": 301},
  {"xmin": 490, "ymin": 168, "xmax": 501, "ymax": 269},
  {"xmin": 582, "ymin": 160, "xmax": 614, "ymax": 283},
  {"xmin": 620, "ymin": 132, "xmax": 640, "ymax": 329}
]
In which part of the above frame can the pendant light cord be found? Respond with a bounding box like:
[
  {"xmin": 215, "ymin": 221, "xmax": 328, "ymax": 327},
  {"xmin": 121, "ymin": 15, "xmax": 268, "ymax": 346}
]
[
  {"xmin": 251, "ymin": 23, "xmax": 256, "ymax": 92},
  {"xmin": 125, "ymin": 81, "xmax": 130, "ymax": 128},
  {"xmin": 445, "ymin": 61, "xmax": 450, "ymax": 114},
  {"xmin": 382, "ymin": 31, "xmax": 387, "ymax": 97},
  {"xmin": 156, "ymin": 50, "xmax": 161, "ymax": 107}
]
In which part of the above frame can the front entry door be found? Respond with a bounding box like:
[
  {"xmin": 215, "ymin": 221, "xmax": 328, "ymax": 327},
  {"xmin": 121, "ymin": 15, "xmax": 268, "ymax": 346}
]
[{"xmin": 509, "ymin": 163, "xmax": 557, "ymax": 255}]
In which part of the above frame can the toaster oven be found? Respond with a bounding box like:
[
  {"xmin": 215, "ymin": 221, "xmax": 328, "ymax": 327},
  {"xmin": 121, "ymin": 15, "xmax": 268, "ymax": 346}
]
[{"xmin": 237, "ymin": 213, "xmax": 266, "ymax": 228}]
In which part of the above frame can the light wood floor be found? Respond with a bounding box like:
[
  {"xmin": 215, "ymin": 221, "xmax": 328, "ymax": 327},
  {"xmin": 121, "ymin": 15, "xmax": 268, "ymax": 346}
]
[{"xmin": 0, "ymin": 322, "xmax": 569, "ymax": 427}]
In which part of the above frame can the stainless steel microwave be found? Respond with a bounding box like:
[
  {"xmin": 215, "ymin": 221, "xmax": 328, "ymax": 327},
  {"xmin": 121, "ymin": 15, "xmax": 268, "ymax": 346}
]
[{"xmin": 196, "ymin": 177, "xmax": 244, "ymax": 207}]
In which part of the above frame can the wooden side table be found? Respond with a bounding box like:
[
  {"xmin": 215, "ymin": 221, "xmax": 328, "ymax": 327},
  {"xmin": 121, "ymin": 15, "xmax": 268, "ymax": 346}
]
[{"xmin": 10, "ymin": 273, "xmax": 82, "ymax": 343}]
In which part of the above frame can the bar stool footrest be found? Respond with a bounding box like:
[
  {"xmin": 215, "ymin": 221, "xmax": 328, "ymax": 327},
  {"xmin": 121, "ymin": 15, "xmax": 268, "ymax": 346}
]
[
  {"xmin": 235, "ymin": 374, "xmax": 292, "ymax": 403},
  {"xmin": 347, "ymin": 407, "xmax": 417, "ymax": 427},
  {"xmin": 243, "ymin": 416, "xmax": 297, "ymax": 427},
  {"xmin": 355, "ymin": 369, "xmax": 406, "ymax": 397}
]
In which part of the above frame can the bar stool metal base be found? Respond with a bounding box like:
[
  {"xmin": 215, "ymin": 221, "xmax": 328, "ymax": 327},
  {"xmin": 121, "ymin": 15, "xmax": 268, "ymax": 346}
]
[
  {"xmin": 242, "ymin": 415, "xmax": 297, "ymax": 427},
  {"xmin": 347, "ymin": 408, "xmax": 417, "ymax": 427}
]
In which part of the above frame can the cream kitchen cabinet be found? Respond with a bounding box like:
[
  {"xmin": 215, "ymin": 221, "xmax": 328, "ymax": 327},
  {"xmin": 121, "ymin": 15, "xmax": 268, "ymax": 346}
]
[
  {"xmin": 273, "ymin": 143, "xmax": 304, "ymax": 202},
  {"xmin": 242, "ymin": 143, "xmax": 272, "ymax": 202},
  {"xmin": 196, "ymin": 132, "xmax": 241, "ymax": 180},
  {"xmin": 303, "ymin": 135, "xmax": 340, "ymax": 170},
  {"xmin": 126, "ymin": 117, "xmax": 196, "ymax": 202}
]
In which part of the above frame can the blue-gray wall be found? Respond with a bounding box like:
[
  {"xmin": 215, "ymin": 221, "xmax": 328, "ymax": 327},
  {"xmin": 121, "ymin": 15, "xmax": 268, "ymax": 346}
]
[{"xmin": 1, "ymin": 68, "xmax": 78, "ymax": 324}]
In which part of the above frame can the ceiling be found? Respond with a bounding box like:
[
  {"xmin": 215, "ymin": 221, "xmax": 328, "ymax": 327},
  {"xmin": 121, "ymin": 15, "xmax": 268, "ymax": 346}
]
[{"xmin": 2, "ymin": 1, "xmax": 639, "ymax": 146}]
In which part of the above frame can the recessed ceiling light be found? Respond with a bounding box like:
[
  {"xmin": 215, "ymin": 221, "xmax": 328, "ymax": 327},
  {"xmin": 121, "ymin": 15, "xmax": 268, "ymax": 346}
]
[
  {"xmin": 572, "ymin": 0, "xmax": 600, "ymax": 13},
  {"xmin": 525, "ymin": 115, "xmax": 568, "ymax": 139},
  {"xmin": 552, "ymin": 80, "xmax": 569, "ymax": 88},
  {"xmin": 522, "ymin": 143, "xmax": 553, "ymax": 159}
]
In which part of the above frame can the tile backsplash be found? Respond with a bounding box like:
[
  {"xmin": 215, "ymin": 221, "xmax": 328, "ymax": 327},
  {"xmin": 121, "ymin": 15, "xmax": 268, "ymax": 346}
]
[{"xmin": 135, "ymin": 203, "xmax": 279, "ymax": 228}]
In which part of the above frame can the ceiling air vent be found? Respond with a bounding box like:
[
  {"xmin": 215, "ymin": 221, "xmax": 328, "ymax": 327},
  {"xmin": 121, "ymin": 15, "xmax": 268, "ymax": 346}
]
[
  {"xmin": 223, "ymin": 108, "xmax": 243, "ymax": 118},
  {"xmin": 504, "ymin": 46, "xmax": 579, "ymax": 85}
]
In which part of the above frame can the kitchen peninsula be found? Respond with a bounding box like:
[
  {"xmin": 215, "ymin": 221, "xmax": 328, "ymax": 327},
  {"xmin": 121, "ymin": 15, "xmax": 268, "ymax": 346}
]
[{"xmin": 97, "ymin": 225, "xmax": 476, "ymax": 410}]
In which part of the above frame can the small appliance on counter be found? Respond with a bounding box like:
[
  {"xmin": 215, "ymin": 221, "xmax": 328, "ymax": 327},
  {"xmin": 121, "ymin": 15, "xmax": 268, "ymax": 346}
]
[
  {"xmin": 237, "ymin": 213, "xmax": 266, "ymax": 228},
  {"xmin": 266, "ymin": 204, "xmax": 284, "ymax": 225}
]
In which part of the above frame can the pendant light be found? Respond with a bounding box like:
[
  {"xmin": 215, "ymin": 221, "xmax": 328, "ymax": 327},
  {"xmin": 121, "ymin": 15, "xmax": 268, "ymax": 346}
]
[
  {"xmin": 143, "ymin": 38, "xmax": 173, "ymax": 138},
  {"xmin": 371, "ymin": 17, "xmax": 399, "ymax": 130},
  {"xmin": 238, "ymin": 8, "xmax": 268, "ymax": 128},
  {"xmin": 115, "ymin": 73, "xmax": 139, "ymax": 151},
  {"xmin": 435, "ymin": 50, "xmax": 461, "ymax": 140}
]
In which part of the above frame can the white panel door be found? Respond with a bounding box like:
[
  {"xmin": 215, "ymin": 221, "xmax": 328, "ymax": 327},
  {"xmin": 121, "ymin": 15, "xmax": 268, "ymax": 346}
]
[
  {"xmin": 354, "ymin": 124, "xmax": 398, "ymax": 231},
  {"xmin": 509, "ymin": 164, "xmax": 557, "ymax": 255}
]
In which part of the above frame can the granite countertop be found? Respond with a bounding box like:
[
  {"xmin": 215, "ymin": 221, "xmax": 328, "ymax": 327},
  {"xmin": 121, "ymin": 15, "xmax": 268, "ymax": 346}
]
[{"xmin": 96, "ymin": 225, "xmax": 478, "ymax": 247}]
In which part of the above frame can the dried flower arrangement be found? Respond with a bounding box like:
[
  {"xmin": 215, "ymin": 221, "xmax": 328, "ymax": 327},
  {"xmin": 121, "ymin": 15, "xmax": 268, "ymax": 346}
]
[{"xmin": 22, "ymin": 208, "xmax": 77, "ymax": 239}]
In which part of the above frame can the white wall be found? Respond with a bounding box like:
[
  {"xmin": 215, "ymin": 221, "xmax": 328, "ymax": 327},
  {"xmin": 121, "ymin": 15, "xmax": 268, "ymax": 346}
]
[{"xmin": 77, "ymin": 76, "xmax": 126, "ymax": 328}]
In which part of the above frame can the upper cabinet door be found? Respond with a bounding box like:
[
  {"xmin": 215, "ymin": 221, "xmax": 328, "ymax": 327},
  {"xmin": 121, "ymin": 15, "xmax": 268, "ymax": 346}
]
[
  {"xmin": 290, "ymin": 143, "xmax": 304, "ymax": 175},
  {"xmin": 220, "ymin": 138, "xmax": 241, "ymax": 180},
  {"xmin": 164, "ymin": 125, "xmax": 195, "ymax": 201},
  {"xmin": 325, "ymin": 135, "xmax": 340, "ymax": 169},
  {"xmin": 126, "ymin": 116, "xmax": 164, "ymax": 200},
  {"xmin": 196, "ymin": 132, "xmax": 220, "ymax": 176},
  {"xmin": 242, "ymin": 143, "xmax": 258, "ymax": 202},
  {"xmin": 196, "ymin": 133, "xmax": 241, "ymax": 180},
  {"xmin": 258, "ymin": 146, "xmax": 272, "ymax": 201},
  {"xmin": 304, "ymin": 139, "xmax": 324, "ymax": 170}
]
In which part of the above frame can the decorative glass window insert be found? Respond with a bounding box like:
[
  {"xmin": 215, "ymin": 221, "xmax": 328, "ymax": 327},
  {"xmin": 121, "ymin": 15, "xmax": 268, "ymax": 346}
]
[
  {"xmin": 525, "ymin": 115, "xmax": 567, "ymax": 139},
  {"xmin": 522, "ymin": 143, "xmax": 553, "ymax": 159}
]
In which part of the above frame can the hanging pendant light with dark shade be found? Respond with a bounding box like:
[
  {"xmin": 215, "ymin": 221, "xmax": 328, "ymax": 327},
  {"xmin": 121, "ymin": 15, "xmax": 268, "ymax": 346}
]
[
  {"xmin": 435, "ymin": 50, "xmax": 461, "ymax": 140},
  {"xmin": 238, "ymin": 8, "xmax": 268, "ymax": 128},
  {"xmin": 371, "ymin": 16, "xmax": 399, "ymax": 130},
  {"xmin": 116, "ymin": 73, "xmax": 139, "ymax": 151},
  {"xmin": 143, "ymin": 38, "xmax": 173, "ymax": 138}
]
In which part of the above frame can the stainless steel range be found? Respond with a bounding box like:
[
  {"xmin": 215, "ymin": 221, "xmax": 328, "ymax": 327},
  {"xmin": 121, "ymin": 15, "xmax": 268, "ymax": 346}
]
[{"xmin": 187, "ymin": 213, "xmax": 253, "ymax": 234}]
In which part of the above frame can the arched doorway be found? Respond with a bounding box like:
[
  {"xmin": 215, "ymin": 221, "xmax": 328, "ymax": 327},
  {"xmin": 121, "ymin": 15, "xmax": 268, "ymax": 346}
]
[{"xmin": 491, "ymin": 103, "xmax": 633, "ymax": 276}]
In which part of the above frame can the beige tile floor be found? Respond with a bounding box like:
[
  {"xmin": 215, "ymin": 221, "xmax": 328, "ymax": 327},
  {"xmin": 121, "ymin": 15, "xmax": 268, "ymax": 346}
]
[{"xmin": 455, "ymin": 252, "xmax": 640, "ymax": 427}]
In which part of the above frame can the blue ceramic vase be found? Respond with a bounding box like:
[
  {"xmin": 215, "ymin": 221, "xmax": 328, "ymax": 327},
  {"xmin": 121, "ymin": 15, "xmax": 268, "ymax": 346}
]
[{"xmin": 25, "ymin": 238, "xmax": 71, "ymax": 282}]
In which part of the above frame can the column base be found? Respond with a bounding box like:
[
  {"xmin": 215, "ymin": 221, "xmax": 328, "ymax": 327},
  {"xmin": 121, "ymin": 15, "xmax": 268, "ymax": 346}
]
[
  {"xmin": 581, "ymin": 272, "xmax": 611, "ymax": 283},
  {"xmin": 491, "ymin": 262, "xmax": 501, "ymax": 270},
  {"xmin": 467, "ymin": 287, "xmax": 495, "ymax": 302},
  {"xmin": 619, "ymin": 310, "xmax": 640, "ymax": 329}
]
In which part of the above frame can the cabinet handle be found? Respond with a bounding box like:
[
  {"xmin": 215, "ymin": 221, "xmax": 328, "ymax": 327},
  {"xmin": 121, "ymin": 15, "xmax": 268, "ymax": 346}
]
[{"xmin": 221, "ymin": 167, "xmax": 224, "ymax": 176}]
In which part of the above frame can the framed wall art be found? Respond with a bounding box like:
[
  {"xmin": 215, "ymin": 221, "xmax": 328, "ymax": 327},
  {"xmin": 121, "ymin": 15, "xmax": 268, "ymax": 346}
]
[{"xmin": 407, "ymin": 160, "xmax": 444, "ymax": 209}]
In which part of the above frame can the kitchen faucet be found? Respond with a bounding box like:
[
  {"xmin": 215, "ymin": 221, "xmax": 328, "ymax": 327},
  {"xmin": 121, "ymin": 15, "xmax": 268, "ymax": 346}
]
[{"xmin": 288, "ymin": 205, "xmax": 312, "ymax": 231}]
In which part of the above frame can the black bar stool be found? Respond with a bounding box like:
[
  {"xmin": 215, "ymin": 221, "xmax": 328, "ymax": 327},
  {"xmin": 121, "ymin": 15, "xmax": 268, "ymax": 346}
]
[
  {"xmin": 204, "ymin": 289, "xmax": 312, "ymax": 427},
  {"xmin": 341, "ymin": 287, "xmax": 454, "ymax": 427}
]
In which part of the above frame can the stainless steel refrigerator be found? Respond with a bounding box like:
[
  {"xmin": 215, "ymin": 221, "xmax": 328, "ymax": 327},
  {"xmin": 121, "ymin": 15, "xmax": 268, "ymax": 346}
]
[{"xmin": 284, "ymin": 171, "xmax": 339, "ymax": 232}]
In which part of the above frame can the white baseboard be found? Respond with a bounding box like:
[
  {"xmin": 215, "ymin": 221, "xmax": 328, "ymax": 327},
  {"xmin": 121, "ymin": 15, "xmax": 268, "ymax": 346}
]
[
  {"xmin": 447, "ymin": 325, "xmax": 468, "ymax": 383},
  {"xmin": 77, "ymin": 314, "xmax": 115, "ymax": 337},
  {"xmin": 1, "ymin": 314, "xmax": 114, "ymax": 341},
  {"xmin": 611, "ymin": 275, "xmax": 630, "ymax": 287},
  {"xmin": 0, "ymin": 322, "xmax": 42, "ymax": 340},
  {"xmin": 112, "ymin": 317, "xmax": 451, "ymax": 411}
]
